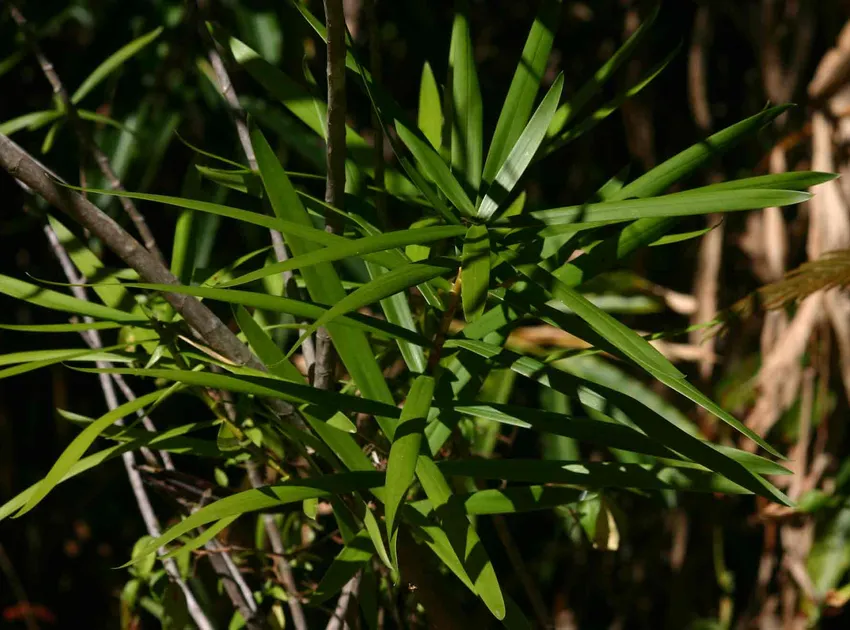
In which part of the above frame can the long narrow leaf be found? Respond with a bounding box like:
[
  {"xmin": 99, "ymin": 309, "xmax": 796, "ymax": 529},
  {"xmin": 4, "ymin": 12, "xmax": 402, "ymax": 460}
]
[
  {"xmin": 312, "ymin": 529, "xmax": 375, "ymax": 604},
  {"xmin": 385, "ymin": 376, "xmax": 435, "ymax": 565},
  {"xmin": 418, "ymin": 61, "xmax": 442, "ymax": 149},
  {"xmin": 366, "ymin": 261, "xmax": 428, "ymax": 374},
  {"xmin": 449, "ymin": 7, "xmax": 483, "ymax": 193},
  {"xmin": 0, "ymin": 274, "xmax": 144, "ymax": 322},
  {"xmin": 396, "ymin": 124, "xmax": 475, "ymax": 216},
  {"xmin": 122, "ymin": 282, "xmax": 429, "ymax": 347},
  {"xmin": 17, "ymin": 388, "xmax": 178, "ymax": 516},
  {"xmin": 83, "ymin": 367, "xmax": 401, "ymax": 419},
  {"xmin": 549, "ymin": 105, "xmax": 793, "ymax": 287},
  {"xmin": 482, "ymin": 0, "xmax": 562, "ymax": 185},
  {"xmin": 252, "ymin": 127, "xmax": 400, "ymax": 437},
  {"xmin": 71, "ymin": 27, "xmax": 163, "ymax": 104},
  {"xmin": 219, "ymin": 225, "xmax": 465, "ymax": 288},
  {"xmin": 415, "ymin": 455, "xmax": 506, "ymax": 619},
  {"xmin": 233, "ymin": 305, "xmax": 304, "ymax": 382},
  {"xmin": 130, "ymin": 472, "xmax": 385, "ymax": 561},
  {"xmin": 477, "ymin": 73, "xmax": 564, "ymax": 221},
  {"xmin": 286, "ymin": 261, "xmax": 457, "ymax": 359},
  {"xmin": 461, "ymin": 225, "xmax": 490, "ymax": 321},
  {"xmin": 524, "ymin": 189, "xmax": 810, "ymax": 228}
]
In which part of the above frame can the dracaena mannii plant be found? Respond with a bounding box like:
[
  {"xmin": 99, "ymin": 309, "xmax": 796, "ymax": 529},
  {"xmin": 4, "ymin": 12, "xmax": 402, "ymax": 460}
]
[{"xmin": 0, "ymin": 0, "xmax": 835, "ymax": 627}]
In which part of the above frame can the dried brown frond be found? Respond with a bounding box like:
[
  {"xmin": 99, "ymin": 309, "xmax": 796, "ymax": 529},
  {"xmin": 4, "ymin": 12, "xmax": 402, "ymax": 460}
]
[{"xmin": 727, "ymin": 250, "xmax": 850, "ymax": 322}]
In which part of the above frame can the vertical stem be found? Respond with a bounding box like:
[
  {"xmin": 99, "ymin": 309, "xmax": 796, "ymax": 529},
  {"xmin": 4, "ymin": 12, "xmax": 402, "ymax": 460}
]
[
  {"xmin": 325, "ymin": 571, "xmax": 361, "ymax": 630},
  {"xmin": 247, "ymin": 463, "xmax": 309, "ymax": 630},
  {"xmin": 314, "ymin": 0, "xmax": 348, "ymax": 390},
  {"xmin": 191, "ymin": 0, "xmax": 316, "ymax": 377}
]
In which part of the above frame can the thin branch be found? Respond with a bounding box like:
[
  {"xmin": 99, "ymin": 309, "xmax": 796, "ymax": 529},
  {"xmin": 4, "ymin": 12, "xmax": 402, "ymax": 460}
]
[
  {"xmin": 314, "ymin": 0, "xmax": 348, "ymax": 391},
  {"xmin": 325, "ymin": 572, "xmax": 361, "ymax": 630},
  {"xmin": 247, "ymin": 462, "xmax": 308, "ymax": 630},
  {"xmin": 0, "ymin": 132, "xmax": 300, "ymax": 426},
  {"xmin": 40, "ymin": 216, "xmax": 266, "ymax": 628},
  {"xmin": 41, "ymin": 221, "xmax": 160, "ymax": 469},
  {"xmin": 9, "ymin": 2, "xmax": 165, "ymax": 264},
  {"xmin": 191, "ymin": 0, "xmax": 315, "ymax": 366}
]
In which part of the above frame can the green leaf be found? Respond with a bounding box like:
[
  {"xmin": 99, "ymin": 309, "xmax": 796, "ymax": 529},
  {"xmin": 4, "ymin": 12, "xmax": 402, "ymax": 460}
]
[
  {"xmin": 524, "ymin": 189, "xmax": 810, "ymax": 230},
  {"xmin": 481, "ymin": 0, "xmax": 562, "ymax": 186},
  {"xmin": 130, "ymin": 472, "xmax": 385, "ymax": 562},
  {"xmin": 84, "ymin": 367, "xmax": 401, "ymax": 419},
  {"xmin": 0, "ymin": 110, "xmax": 62, "ymax": 136},
  {"xmin": 343, "ymin": 36, "xmax": 462, "ymax": 226},
  {"xmin": 410, "ymin": 486, "xmax": 587, "ymax": 518},
  {"xmin": 286, "ymin": 260, "xmax": 457, "ymax": 359},
  {"xmin": 521, "ymin": 269, "xmax": 684, "ymax": 379},
  {"xmin": 0, "ymin": 420, "xmax": 215, "ymax": 522},
  {"xmin": 17, "ymin": 388, "xmax": 178, "ymax": 516},
  {"xmin": 47, "ymin": 214, "xmax": 130, "ymax": 309},
  {"xmin": 385, "ymin": 376, "xmax": 435, "ymax": 565},
  {"xmin": 448, "ymin": 340, "xmax": 791, "ymax": 504},
  {"xmin": 122, "ymin": 281, "xmax": 429, "ymax": 347},
  {"xmin": 542, "ymin": 46, "xmax": 676, "ymax": 157},
  {"xmin": 680, "ymin": 171, "xmax": 837, "ymax": 194},
  {"xmin": 366, "ymin": 261, "xmax": 428, "ymax": 374},
  {"xmin": 302, "ymin": 408, "xmax": 376, "ymax": 473},
  {"xmin": 229, "ymin": 34, "xmax": 372, "ymax": 159},
  {"xmin": 396, "ymin": 124, "xmax": 476, "ymax": 216},
  {"xmin": 312, "ymin": 529, "xmax": 374, "ymax": 605},
  {"xmin": 233, "ymin": 305, "xmax": 304, "ymax": 382},
  {"xmin": 40, "ymin": 121, "xmax": 61, "ymax": 154},
  {"xmin": 547, "ymin": 5, "xmax": 658, "ymax": 138},
  {"xmin": 449, "ymin": 6, "xmax": 483, "ymax": 193},
  {"xmin": 452, "ymin": 403, "xmax": 677, "ymax": 458},
  {"xmin": 551, "ymin": 104, "xmax": 794, "ymax": 287},
  {"xmin": 477, "ymin": 73, "xmax": 564, "ymax": 221},
  {"xmin": 71, "ymin": 27, "xmax": 163, "ymax": 104},
  {"xmin": 159, "ymin": 516, "xmax": 239, "ymax": 561},
  {"xmin": 418, "ymin": 61, "xmax": 443, "ymax": 149},
  {"xmin": 0, "ymin": 321, "xmax": 124, "ymax": 333},
  {"xmin": 59, "ymin": 184, "xmax": 398, "ymax": 262},
  {"xmin": 505, "ymin": 273, "xmax": 785, "ymax": 459},
  {"xmin": 415, "ymin": 455, "xmax": 506, "ymax": 619},
  {"xmin": 360, "ymin": 502, "xmax": 393, "ymax": 569},
  {"xmin": 461, "ymin": 225, "xmax": 490, "ymax": 321},
  {"xmin": 0, "ymin": 343, "xmax": 137, "ymax": 380},
  {"xmin": 649, "ymin": 226, "xmax": 716, "ymax": 247},
  {"xmin": 455, "ymin": 485, "xmax": 585, "ymax": 516},
  {"xmin": 251, "ymin": 126, "xmax": 399, "ymax": 438},
  {"xmin": 327, "ymin": 411, "xmax": 357, "ymax": 433},
  {"xmin": 0, "ymin": 274, "xmax": 144, "ymax": 322},
  {"xmin": 219, "ymin": 225, "xmax": 465, "ymax": 288},
  {"xmin": 437, "ymin": 459, "xmax": 752, "ymax": 494}
]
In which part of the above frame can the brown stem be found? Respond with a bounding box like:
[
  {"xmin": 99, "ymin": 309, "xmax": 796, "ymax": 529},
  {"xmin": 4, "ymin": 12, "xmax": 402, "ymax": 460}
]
[
  {"xmin": 325, "ymin": 571, "xmax": 361, "ymax": 630},
  {"xmin": 9, "ymin": 2, "xmax": 165, "ymax": 264},
  {"xmin": 247, "ymin": 462, "xmax": 308, "ymax": 630},
  {"xmin": 38, "ymin": 214, "xmax": 263, "ymax": 628},
  {"xmin": 1, "ymin": 132, "xmax": 300, "ymax": 428},
  {"xmin": 314, "ymin": 0, "xmax": 348, "ymax": 391}
]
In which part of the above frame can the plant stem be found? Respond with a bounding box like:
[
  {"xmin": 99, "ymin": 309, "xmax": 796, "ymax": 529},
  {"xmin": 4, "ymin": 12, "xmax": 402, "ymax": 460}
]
[
  {"xmin": 314, "ymin": 0, "xmax": 348, "ymax": 391},
  {"xmin": 8, "ymin": 2, "xmax": 165, "ymax": 264}
]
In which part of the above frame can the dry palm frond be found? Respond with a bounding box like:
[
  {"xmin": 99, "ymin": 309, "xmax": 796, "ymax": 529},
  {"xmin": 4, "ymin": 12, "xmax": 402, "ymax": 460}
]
[{"xmin": 728, "ymin": 249, "xmax": 850, "ymax": 321}]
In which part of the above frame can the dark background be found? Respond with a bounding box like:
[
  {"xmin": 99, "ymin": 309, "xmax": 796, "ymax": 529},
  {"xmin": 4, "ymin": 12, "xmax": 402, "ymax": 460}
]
[{"xmin": 2, "ymin": 0, "xmax": 850, "ymax": 627}]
